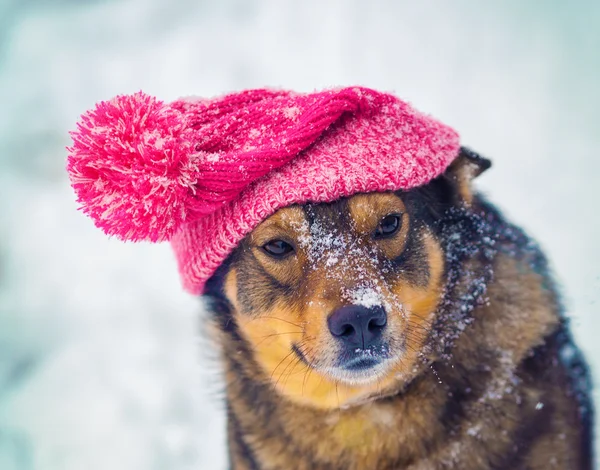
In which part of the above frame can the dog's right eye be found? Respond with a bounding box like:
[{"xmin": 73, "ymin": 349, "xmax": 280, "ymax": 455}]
[{"xmin": 262, "ymin": 240, "xmax": 295, "ymax": 258}]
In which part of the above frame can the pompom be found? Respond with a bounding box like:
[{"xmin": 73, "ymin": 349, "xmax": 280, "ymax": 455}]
[{"xmin": 67, "ymin": 92, "xmax": 198, "ymax": 242}]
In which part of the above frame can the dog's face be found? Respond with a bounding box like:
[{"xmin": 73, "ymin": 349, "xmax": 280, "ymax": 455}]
[
  {"xmin": 213, "ymin": 151, "xmax": 489, "ymax": 409},
  {"xmin": 221, "ymin": 191, "xmax": 447, "ymax": 409}
]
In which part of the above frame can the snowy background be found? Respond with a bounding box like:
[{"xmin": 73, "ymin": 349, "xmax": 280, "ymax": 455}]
[{"xmin": 0, "ymin": 1, "xmax": 598, "ymax": 469}]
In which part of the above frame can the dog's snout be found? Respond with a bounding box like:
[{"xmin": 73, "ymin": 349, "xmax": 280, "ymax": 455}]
[{"xmin": 327, "ymin": 305, "xmax": 387, "ymax": 348}]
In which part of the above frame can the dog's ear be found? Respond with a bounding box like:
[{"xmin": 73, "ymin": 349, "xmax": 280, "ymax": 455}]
[{"xmin": 445, "ymin": 147, "xmax": 491, "ymax": 205}]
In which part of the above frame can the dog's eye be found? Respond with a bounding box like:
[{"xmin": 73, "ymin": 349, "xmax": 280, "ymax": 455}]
[
  {"xmin": 262, "ymin": 239, "xmax": 295, "ymax": 258},
  {"xmin": 374, "ymin": 214, "xmax": 402, "ymax": 239}
]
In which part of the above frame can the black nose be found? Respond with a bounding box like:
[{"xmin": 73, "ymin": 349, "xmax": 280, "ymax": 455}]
[{"xmin": 327, "ymin": 305, "xmax": 387, "ymax": 348}]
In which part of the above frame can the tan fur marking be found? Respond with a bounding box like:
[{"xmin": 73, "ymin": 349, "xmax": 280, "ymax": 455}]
[
  {"xmin": 348, "ymin": 192, "xmax": 410, "ymax": 259},
  {"xmin": 248, "ymin": 206, "xmax": 308, "ymax": 285}
]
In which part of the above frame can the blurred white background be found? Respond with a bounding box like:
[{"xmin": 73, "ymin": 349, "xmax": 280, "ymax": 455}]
[{"xmin": 0, "ymin": 1, "xmax": 598, "ymax": 469}]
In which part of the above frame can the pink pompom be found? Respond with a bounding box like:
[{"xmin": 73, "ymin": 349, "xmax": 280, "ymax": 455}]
[{"xmin": 67, "ymin": 92, "xmax": 198, "ymax": 242}]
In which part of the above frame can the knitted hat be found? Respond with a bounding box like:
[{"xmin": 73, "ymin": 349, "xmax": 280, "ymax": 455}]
[{"xmin": 67, "ymin": 87, "xmax": 460, "ymax": 294}]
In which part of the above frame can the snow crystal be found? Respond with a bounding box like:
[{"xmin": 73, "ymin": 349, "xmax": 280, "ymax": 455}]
[
  {"xmin": 282, "ymin": 106, "xmax": 300, "ymax": 119},
  {"xmin": 203, "ymin": 152, "xmax": 220, "ymax": 163},
  {"xmin": 247, "ymin": 128, "xmax": 261, "ymax": 139},
  {"xmin": 560, "ymin": 343, "xmax": 576, "ymax": 363},
  {"xmin": 325, "ymin": 256, "xmax": 339, "ymax": 267},
  {"xmin": 349, "ymin": 286, "xmax": 384, "ymax": 309},
  {"xmin": 353, "ymin": 344, "xmax": 389, "ymax": 356}
]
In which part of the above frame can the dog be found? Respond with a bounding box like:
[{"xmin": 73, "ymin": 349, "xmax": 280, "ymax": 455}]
[
  {"xmin": 65, "ymin": 86, "xmax": 593, "ymax": 469},
  {"xmin": 203, "ymin": 148, "xmax": 593, "ymax": 469},
  {"xmin": 202, "ymin": 148, "xmax": 593, "ymax": 469}
]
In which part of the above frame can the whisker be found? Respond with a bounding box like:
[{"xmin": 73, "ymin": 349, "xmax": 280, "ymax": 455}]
[
  {"xmin": 276, "ymin": 353, "xmax": 303, "ymax": 389},
  {"xmin": 271, "ymin": 349, "xmax": 296, "ymax": 384},
  {"xmin": 254, "ymin": 331, "xmax": 302, "ymax": 348},
  {"xmin": 250, "ymin": 316, "xmax": 304, "ymax": 329},
  {"xmin": 301, "ymin": 348, "xmax": 316, "ymax": 396},
  {"xmin": 282, "ymin": 357, "xmax": 307, "ymax": 389},
  {"xmin": 274, "ymin": 338, "xmax": 316, "ymax": 389}
]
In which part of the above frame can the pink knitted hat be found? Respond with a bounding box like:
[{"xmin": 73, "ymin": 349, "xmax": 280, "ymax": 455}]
[{"xmin": 67, "ymin": 87, "xmax": 460, "ymax": 294}]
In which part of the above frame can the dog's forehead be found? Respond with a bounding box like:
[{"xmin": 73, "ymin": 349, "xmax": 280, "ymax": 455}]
[
  {"xmin": 347, "ymin": 193, "xmax": 407, "ymax": 232},
  {"xmin": 258, "ymin": 205, "xmax": 306, "ymax": 229},
  {"xmin": 261, "ymin": 192, "xmax": 406, "ymax": 232}
]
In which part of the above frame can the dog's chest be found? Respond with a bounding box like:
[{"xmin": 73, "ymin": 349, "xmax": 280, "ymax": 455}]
[
  {"xmin": 309, "ymin": 397, "xmax": 442, "ymax": 465},
  {"xmin": 324, "ymin": 403, "xmax": 398, "ymax": 447}
]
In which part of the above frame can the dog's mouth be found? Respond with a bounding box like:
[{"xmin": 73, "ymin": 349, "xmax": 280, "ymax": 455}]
[
  {"xmin": 293, "ymin": 343, "xmax": 400, "ymax": 385},
  {"xmin": 338, "ymin": 343, "xmax": 391, "ymax": 368},
  {"xmin": 344, "ymin": 356, "xmax": 381, "ymax": 371}
]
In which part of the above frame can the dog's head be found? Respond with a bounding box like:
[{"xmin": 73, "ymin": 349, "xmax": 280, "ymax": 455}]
[{"xmin": 205, "ymin": 149, "xmax": 491, "ymax": 409}]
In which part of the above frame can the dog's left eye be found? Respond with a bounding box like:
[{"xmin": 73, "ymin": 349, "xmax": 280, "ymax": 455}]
[
  {"xmin": 262, "ymin": 240, "xmax": 295, "ymax": 258},
  {"xmin": 374, "ymin": 214, "xmax": 402, "ymax": 239}
]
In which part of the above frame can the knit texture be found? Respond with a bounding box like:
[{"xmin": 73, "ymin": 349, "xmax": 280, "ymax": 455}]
[{"xmin": 67, "ymin": 86, "xmax": 460, "ymax": 294}]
